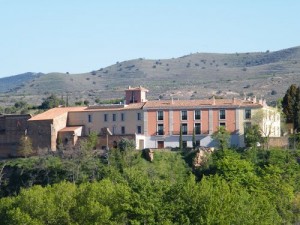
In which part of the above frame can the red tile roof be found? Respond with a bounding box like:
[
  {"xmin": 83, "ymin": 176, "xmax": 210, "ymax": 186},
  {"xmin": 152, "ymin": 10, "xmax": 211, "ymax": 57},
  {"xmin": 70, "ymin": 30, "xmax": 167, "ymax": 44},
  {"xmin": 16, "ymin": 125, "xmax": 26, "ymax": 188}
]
[
  {"xmin": 28, "ymin": 107, "xmax": 87, "ymax": 121},
  {"xmin": 143, "ymin": 99, "xmax": 263, "ymax": 109},
  {"xmin": 59, "ymin": 126, "xmax": 83, "ymax": 132}
]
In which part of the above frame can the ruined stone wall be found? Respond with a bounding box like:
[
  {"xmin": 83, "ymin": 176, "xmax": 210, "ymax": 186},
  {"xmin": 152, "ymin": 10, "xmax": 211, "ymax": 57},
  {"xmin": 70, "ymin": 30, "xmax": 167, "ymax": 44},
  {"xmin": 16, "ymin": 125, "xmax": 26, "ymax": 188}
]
[
  {"xmin": 27, "ymin": 120, "xmax": 53, "ymax": 152},
  {"xmin": 0, "ymin": 114, "xmax": 31, "ymax": 158}
]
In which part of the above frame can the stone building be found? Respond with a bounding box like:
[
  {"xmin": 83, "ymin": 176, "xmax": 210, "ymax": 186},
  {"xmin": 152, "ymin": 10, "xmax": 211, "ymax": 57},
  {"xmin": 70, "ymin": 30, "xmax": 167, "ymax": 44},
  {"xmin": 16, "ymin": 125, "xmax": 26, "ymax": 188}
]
[{"xmin": 0, "ymin": 114, "xmax": 31, "ymax": 157}]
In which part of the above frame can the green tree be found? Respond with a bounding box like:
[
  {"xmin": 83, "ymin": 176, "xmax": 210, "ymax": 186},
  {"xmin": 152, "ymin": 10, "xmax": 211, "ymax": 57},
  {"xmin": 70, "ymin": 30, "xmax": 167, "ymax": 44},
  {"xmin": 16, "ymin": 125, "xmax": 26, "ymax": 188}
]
[
  {"xmin": 118, "ymin": 138, "xmax": 135, "ymax": 152},
  {"xmin": 40, "ymin": 94, "xmax": 65, "ymax": 110},
  {"xmin": 83, "ymin": 100, "xmax": 89, "ymax": 106},
  {"xmin": 14, "ymin": 101, "xmax": 28, "ymax": 109},
  {"xmin": 244, "ymin": 124, "xmax": 262, "ymax": 148},
  {"xmin": 282, "ymin": 84, "xmax": 298, "ymax": 124},
  {"xmin": 17, "ymin": 136, "xmax": 33, "ymax": 157},
  {"xmin": 179, "ymin": 124, "xmax": 183, "ymax": 150},
  {"xmin": 212, "ymin": 126, "xmax": 230, "ymax": 150},
  {"xmin": 294, "ymin": 86, "xmax": 300, "ymax": 131},
  {"xmin": 81, "ymin": 131, "xmax": 98, "ymax": 151},
  {"xmin": 192, "ymin": 126, "xmax": 196, "ymax": 149}
]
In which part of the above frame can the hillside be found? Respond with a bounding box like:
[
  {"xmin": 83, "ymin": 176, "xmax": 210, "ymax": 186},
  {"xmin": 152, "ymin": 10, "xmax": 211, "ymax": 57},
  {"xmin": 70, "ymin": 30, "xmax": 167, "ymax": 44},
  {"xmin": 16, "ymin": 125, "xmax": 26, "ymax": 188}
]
[{"xmin": 1, "ymin": 46, "xmax": 300, "ymax": 106}]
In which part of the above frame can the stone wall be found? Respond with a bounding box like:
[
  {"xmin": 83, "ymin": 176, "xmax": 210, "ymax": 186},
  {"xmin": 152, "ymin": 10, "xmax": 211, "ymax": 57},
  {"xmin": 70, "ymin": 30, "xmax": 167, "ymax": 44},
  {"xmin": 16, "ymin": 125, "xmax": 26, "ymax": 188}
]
[
  {"xmin": 27, "ymin": 120, "xmax": 53, "ymax": 152},
  {"xmin": 0, "ymin": 114, "xmax": 31, "ymax": 158},
  {"xmin": 80, "ymin": 134, "xmax": 136, "ymax": 149},
  {"xmin": 268, "ymin": 137, "xmax": 289, "ymax": 148}
]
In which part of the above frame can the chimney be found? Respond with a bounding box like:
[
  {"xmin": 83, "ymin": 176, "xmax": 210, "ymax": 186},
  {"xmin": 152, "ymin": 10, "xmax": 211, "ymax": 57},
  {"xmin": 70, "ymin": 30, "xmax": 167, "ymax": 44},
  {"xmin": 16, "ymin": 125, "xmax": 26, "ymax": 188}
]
[
  {"xmin": 232, "ymin": 97, "xmax": 236, "ymax": 104},
  {"xmin": 212, "ymin": 96, "xmax": 215, "ymax": 105},
  {"xmin": 171, "ymin": 97, "xmax": 174, "ymax": 104},
  {"xmin": 252, "ymin": 96, "xmax": 257, "ymax": 103},
  {"xmin": 128, "ymin": 86, "xmax": 131, "ymax": 89}
]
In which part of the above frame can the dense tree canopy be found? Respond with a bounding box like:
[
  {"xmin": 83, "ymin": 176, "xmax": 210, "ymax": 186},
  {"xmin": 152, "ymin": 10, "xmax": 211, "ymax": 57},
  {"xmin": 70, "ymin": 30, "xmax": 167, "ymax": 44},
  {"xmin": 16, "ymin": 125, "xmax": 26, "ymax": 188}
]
[{"xmin": 0, "ymin": 138, "xmax": 299, "ymax": 224}]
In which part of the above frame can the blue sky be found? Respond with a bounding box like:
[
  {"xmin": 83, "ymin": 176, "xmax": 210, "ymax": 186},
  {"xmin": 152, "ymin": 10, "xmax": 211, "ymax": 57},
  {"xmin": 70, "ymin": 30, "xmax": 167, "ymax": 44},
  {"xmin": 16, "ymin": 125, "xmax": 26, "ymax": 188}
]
[{"xmin": 0, "ymin": 0, "xmax": 299, "ymax": 78}]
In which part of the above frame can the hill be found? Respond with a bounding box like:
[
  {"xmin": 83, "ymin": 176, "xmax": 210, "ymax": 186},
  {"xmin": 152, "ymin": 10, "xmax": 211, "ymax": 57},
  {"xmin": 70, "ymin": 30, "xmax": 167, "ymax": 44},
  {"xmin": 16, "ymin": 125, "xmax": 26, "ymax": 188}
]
[{"xmin": 1, "ymin": 46, "xmax": 300, "ymax": 106}]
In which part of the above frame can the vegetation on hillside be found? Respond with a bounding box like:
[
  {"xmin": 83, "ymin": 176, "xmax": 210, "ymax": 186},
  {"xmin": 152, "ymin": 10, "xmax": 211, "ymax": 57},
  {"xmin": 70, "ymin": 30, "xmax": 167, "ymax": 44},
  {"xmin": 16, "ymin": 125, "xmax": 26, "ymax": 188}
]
[{"xmin": 1, "ymin": 46, "xmax": 300, "ymax": 107}]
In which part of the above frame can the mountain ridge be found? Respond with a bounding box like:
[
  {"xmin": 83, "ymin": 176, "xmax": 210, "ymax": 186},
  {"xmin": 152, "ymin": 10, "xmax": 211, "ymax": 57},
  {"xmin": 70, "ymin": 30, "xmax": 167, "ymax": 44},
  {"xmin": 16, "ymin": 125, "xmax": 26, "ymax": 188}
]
[{"xmin": 1, "ymin": 46, "xmax": 300, "ymax": 106}]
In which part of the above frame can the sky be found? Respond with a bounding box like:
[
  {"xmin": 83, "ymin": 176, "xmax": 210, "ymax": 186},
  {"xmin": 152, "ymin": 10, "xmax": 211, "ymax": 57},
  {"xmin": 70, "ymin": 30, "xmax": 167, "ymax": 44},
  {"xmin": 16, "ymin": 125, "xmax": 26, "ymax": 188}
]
[{"xmin": 0, "ymin": 0, "xmax": 299, "ymax": 78}]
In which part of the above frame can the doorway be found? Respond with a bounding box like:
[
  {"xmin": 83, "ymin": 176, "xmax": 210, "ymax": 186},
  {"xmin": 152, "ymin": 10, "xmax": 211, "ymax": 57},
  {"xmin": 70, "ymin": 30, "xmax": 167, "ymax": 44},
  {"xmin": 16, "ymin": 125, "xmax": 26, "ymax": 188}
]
[{"xmin": 157, "ymin": 141, "xmax": 164, "ymax": 149}]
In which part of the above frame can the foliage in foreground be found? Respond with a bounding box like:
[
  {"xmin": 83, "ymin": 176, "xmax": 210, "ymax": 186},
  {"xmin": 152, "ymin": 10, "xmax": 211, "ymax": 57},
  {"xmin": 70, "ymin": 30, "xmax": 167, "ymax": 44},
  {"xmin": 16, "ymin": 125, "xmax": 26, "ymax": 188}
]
[{"xmin": 0, "ymin": 145, "xmax": 299, "ymax": 224}]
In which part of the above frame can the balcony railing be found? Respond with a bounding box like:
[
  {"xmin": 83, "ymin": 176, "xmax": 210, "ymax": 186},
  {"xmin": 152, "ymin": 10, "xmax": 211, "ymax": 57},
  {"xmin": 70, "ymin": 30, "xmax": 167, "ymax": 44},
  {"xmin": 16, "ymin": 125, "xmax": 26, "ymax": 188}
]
[{"xmin": 156, "ymin": 131, "xmax": 165, "ymax": 135}]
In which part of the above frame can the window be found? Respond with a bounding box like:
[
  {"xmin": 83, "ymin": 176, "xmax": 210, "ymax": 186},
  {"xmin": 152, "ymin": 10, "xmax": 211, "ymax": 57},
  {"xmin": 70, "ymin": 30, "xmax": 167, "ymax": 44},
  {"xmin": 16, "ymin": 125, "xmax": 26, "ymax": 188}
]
[
  {"xmin": 244, "ymin": 122, "xmax": 251, "ymax": 130},
  {"xmin": 245, "ymin": 109, "xmax": 251, "ymax": 119},
  {"xmin": 195, "ymin": 123, "xmax": 201, "ymax": 134},
  {"xmin": 88, "ymin": 114, "xmax": 92, "ymax": 123},
  {"xmin": 121, "ymin": 113, "xmax": 125, "ymax": 121},
  {"xmin": 194, "ymin": 110, "xmax": 201, "ymax": 120},
  {"xmin": 104, "ymin": 114, "xmax": 108, "ymax": 122},
  {"xmin": 112, "ymin": 126, "xmax": 116, "ymax": 134},
  {"xmin": 182, "ymin": 123, "xmax": 188, "ymax": 135},
  {"xmin": 121, "ymin": 126, "xmax": 125, "ymax": 134},
  {"xmin": 219, "ymin": 122, "xmax": 226, "ymax": 127},
  {"xmin": 112, "ymin": 114, "xmax": 116, "ymax": 121},
  {"xmin": 219, "ymin": 109, "xmax": 226, "ymax": 120},
  {"xmin": 181, "ymin": 110, "xmax": 188, "ymax": 120},
  {"xmin": 157, "ymin": 111, "xmax": 164, "ymax": 120},
  {"xmin": 137, "ymin": 112, "xmax": 142, "ymax": 120},
  {"xmin": 182, "ymin": 141, "xmax": 187, "ymax": 148},
  {"xmin": 157, "ymin": 124, "xmax": 164, "ymax": 135},
  {"xmin": 195, "ymin": 140, "xmax": 200, "ymax": 147},
  {"xmin": 137, "ymin": 126, "xmax": 142, "ymax": 134}
]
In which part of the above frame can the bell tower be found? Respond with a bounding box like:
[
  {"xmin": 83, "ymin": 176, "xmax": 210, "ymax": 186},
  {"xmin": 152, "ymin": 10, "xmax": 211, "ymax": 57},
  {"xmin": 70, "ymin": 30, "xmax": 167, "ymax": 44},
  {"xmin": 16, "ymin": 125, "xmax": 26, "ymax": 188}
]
[{"xmin": 125, "ymin": 86, "xmax": 148, "ymax": 104}]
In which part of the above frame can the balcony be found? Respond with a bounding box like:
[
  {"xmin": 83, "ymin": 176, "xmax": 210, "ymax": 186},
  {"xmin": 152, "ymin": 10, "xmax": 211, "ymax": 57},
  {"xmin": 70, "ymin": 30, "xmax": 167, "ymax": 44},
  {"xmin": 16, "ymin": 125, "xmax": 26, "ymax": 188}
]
[{"xmin": 156, "ymin": 131, "xmax": 165, "ymax": 135}]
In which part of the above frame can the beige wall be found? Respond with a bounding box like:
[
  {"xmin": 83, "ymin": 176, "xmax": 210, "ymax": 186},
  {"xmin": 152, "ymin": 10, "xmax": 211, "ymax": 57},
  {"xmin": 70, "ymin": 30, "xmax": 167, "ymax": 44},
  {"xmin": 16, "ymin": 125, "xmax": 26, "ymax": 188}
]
[
  {"xmin": 237, "ymin": 107, "xmax": 281, "ymax": 137},
  {"xmin": 51, "ymin": 112, "xmax": 69, "ymax": 150},
  {"xmin": 68, "ymin": 109, "xmax": 144, "ymax": 136}
]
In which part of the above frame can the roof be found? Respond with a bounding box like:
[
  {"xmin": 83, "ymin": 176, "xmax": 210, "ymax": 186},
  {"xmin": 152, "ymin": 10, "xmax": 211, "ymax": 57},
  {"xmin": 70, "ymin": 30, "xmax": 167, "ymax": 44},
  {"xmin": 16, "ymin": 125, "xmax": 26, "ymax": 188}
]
[
  {"xmin": 82, "ymin": 102, "xmax": 145, "ymax": 112},
  {"xmin": 28, "ymin": 107, "xmax": 87, "ymax": 121},
  {"xmin": 143, "ymin": 99, "xmax": 263, "ymax": 109},
  {"xmin": 58, "ymin": 126, "xmax": 83, "ymax": 132}
]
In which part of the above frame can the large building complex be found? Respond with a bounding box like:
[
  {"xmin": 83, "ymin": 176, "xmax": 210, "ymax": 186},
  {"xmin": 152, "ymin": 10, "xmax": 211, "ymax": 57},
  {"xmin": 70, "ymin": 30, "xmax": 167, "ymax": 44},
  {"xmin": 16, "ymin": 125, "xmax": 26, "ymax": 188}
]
[{"xmin": 25, "ymin": 86, "xmax": 280, "ymax": 152}]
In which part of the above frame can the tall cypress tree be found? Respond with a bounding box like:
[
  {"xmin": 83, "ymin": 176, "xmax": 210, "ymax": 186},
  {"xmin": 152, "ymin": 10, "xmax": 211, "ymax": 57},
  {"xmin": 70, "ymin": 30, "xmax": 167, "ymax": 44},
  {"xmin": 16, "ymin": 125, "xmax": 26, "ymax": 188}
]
[
  {"xmin": 282, "ymin": 84, "xmax": 298, "ymax": 124},
  {"xmin": 294, "ymin": 86, "xmax": 300, "ymax": 131},
  {"xmin": 179, "ymin": 124, "xmax": 183, "ymax": 150},
  {"xmin": 192, "ymin": 126, "xmax": 196, "ymax": 149}
]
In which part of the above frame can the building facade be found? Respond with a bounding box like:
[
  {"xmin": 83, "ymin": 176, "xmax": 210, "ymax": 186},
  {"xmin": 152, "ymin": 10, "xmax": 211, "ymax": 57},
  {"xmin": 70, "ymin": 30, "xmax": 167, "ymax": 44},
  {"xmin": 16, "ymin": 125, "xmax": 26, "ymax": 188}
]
[{"xmin": 22, "ymin": 86, "xmax": 281, "ymax": 152}]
